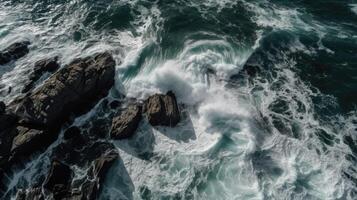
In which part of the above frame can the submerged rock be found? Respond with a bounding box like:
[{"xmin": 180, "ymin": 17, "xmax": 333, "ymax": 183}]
[
  {"xmin": 79, "ymin": 149, "xmax": 118, "ymax": 200},
  {"xmin": 109, "ymin": 100, "xmax": 120, "ymax": 110},
  {"xmin": 0, "ymin": 41, "xmax": 30, "ymax": 65},
  {"xmin": 111, "ymin": 104, "xmax": 142, "ymax": 139},
  {"xmin": 43, "ymin": 160, "xmax": 73, "ymax": 199},
  {"xmin": 145, "ymin": 91, "xmax": 181, "ymax": 127},
  {"xmin": 22, "ymin": 57, "xmax": 60, "ymax": 93},
  {"xmin": 15, "ymin": 140, "xmax": 118, "ymax": 200},
  {"xmin": 16, "ymin": 52, "xmax": 116, "ymax": 127}
]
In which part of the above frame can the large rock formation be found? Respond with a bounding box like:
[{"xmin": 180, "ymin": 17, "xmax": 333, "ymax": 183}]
[
  {"xmin": 16, "ymin": 52, "xmax": 116, "ymax": 127},
  {"xmin": 0, "ymin": 52, "xmax": 117, "ymax": 194},
  {"xmin": 144, "ymin": 91, "xmax": 181, "ymax": 127},
  {"xmin": 22, "ymin": 57, "xmax": 60, "ymax": 93},
  {"xmin": 10, "ymin": 127, "xmax": 49, "ymax": 161},
  {"xmin": 0, "ymin": 41, "xmax": 30, "ymax": 65},
  {"xmin": 111, "ymin": 105, "xmax": 142, "ymax": 139}
]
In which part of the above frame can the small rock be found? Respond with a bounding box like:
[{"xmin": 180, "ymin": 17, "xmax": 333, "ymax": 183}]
[
  {"xmin": 10, "ymin": 126, "xmax": 51, "ymax": 160},
  {"xmin": 0, "ymin": 41, "xmax": 30, "ymax": 65},
  {"xmin": 34, "ymin": 57, "xmax": 59, "ymax": 74},
  {"xmin": 111, "ymin": 105, "xmax": 142, "ymax": 139},
  {"xmin": 145, "ymin": 91, "xmax": 180, "ymax": 127},
  {"xmin": 22, "ymin": 57, "xmax": 60, "ymax": 93}
]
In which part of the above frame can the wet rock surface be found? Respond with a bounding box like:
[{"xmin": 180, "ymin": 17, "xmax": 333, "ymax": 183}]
[
  {"xmin": 145, "ymin": 91, "xmax": 181, "ymax": 127},
  {"xmin": 0, "ymin": 52, "xmax": 117, "ymax": 198},
  {"xmin": 111, "ymin": 104, "xmax": 142, "ymax": 139},
  {"xmin": 15, "ymin": 52, "xmax": 116, "ymax": 127},
  {"xmin": 0, "ymin": 41, "xmax": 30, "ymax": 65},
  {"xmin": 13, "ymin": 133, "xmax": 119, "ymax": 200},
  {"xmin": 22, "ymin": 57, "xmax": 60, "ymax": 93},
  {"xmin": 10, "ymin": 126, "xmax": 49, "ymax": 161}
]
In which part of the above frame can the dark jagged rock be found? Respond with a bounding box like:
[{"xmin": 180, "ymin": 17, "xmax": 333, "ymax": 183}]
[
  {"xmin": 0, "ymin": 113, "xmax": 18, "ymax": 131},
  {"xmin": 53, "ymin": 136, "xmax": 115, "ymax": 167},
  {"xmin": 0, "ymin": 101, "xmax": 19, "ymax": 183},
  {"xmin": 15, "ymin": 52, "xmax": 116, "ymax": 127},
  {"xmin": 79, "ymin": 149, "xmax": 118, "ymax": 200},
  {"xmin": 0, "ymin": 101, "xmax": 5, "ymax": 115},
  {"xmin": 15, "ymin": 140, "xmax": 118, "ymax": 199},
  {"xmin": 0, "ymin": 41, "xmax": 30, "ymax": 65},
  {"xmin": 145, "ymin": 91, "xmax": 180, "ymax": 127},
  {"xmin": 22, "ymin": 57, "xmax": 60, "ymax": 93},
  {"xmin": 15, "ymin": 188, "xmax": 43, "ymax": 200},
  {"xmin": 63, "ymin": 126, "xmax": 81, "ymax": 140},
  {"xmin": 111, "ymin": 104, "xmax": 142, "ymax": 139},
  {"xmin": 43, "ymin": 160, "xmax": 73, "ymax": 199},
  {"xmin": 0, "ymin": 104, "xmax": 18, "ymax": 166},
  {"xmin": 0, "ymin": 53, "xmax": 116, "ymax": 191},
  {"xmin": 50, "ymin": 141, "xmax": 118, "ymax": 200},
  {"xmin": 10, "ymin": 126, "xmax": 51, "ymax": 161}
]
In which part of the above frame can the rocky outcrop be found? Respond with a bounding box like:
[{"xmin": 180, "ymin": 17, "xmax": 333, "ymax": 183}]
[
  {"xmin": 49, "ymin": 140, "xmax": 118, "ymax": 200},
  {"xmin": 15, "ymin": 52, "xmax": 116, "ymax": 127},
  {"xmin": 22, "ymin": 57, "xmax": 60, "ymax": 93},
  {"xmin": 79, "ymin": 149, "xmax": 118, "ymax": 200},
  {"xmin": 0, "ymin": 41, "xmax": 30, "ymax": 65},
  {"xmin": 111, "ymin": 105, "xmax": 142, "ymax": 139},
  {"xmin": 15, "ymin": 139, "xmax": 118, "ymax": 200},
  {"xmin": 0, "ymin": 53, "xmax": 116, "ymax": 195},
  {"xmin": 145, "ymin": 91, "xmax": 181, "ymax": 127}
]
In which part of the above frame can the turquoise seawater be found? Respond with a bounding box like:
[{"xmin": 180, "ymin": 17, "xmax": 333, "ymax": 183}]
[{"xmin": 0, "ymin": 0, "xmax": 357, "ymax": 199}]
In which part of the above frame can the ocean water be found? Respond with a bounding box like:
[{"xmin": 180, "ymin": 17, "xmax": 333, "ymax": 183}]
[{"xmin": 0, "ymin": 0, "xmax": 357, "ymax": 199}]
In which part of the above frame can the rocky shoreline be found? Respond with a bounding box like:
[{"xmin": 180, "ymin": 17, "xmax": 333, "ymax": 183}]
[{"xmin": 0, "ymin": 41, "xmax": 181, "ymax": 199}]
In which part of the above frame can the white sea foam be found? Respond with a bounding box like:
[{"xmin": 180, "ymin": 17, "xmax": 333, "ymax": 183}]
[{"xmin": 350, "ymin": 4, "xmax": 357, "ymax": 15}]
